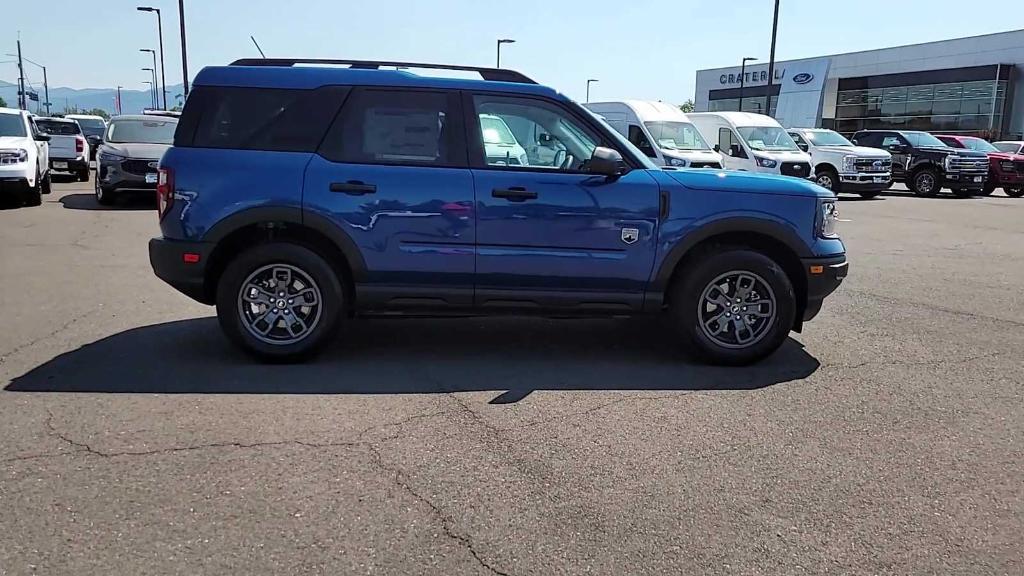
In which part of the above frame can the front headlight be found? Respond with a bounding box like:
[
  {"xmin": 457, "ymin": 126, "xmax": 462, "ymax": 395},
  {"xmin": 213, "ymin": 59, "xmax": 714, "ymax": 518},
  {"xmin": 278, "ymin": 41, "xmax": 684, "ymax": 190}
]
[
  {"xmin": 755, "ymin": 155, "xmax": 777, "ymax": 168},
  {"xmin": 819, "ymin": 200, "xmax": 839, "ymax": 238},
  {"xmin": 842, "ymin": 155, "xmax": 857, "ymax": 172},
  {"xmin": 0, "ymin": 148, "xmax": 29, "ymax": 164},
  {"xmin": 665, "ymin": 156, "xmax": 687, "ymax": 167},
  {"xmin": 98, "ymin": 151, "xmax": 126, "ymax": 163}
]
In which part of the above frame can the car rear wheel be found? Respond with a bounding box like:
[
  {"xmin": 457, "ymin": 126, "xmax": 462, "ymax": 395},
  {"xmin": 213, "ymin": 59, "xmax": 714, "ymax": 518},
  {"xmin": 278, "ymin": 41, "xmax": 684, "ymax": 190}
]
[
  {"xmin": 216, "ymin": 242, "xmax": 344, "ymax": 362},
  {"xmin": 77, "ymin": 168, "xmax": 89, "ymax": 183},
  {"xmin": 1006, "ymin": 187, "xmax": 1024, "ymax": 198},
  {"xmin": 910, "ymin": 168, "xmax": 939, "ymax": 197},
  {"xmin": 670, "ymin": 249, "xmax": 796, "ymax": 365}
]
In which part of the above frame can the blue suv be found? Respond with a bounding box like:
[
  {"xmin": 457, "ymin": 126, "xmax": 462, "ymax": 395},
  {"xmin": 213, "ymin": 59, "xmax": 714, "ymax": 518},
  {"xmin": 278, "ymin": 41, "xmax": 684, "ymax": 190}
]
[{"xmin": 149, "ymin": 59, "xmax": 847, "ymax": 365}]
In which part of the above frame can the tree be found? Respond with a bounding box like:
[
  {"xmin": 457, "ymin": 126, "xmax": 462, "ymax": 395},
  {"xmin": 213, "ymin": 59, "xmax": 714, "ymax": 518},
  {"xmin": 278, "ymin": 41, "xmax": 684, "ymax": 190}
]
[
  {"xmin": 0, "ymin": 96, "xmax": 7, "ymax": 108},
  {"xmin": 679, "ymin": 99, "xmax": 695, "ymax": 113},
  {"xmin": 85, "ymin": 108, "xmax": 110, "ymax": 120}
]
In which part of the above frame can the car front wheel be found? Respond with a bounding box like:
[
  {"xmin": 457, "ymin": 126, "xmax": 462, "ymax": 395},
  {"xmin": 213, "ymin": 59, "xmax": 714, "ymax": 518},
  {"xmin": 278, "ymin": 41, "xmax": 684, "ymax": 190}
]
[
  {"xmin": 670, "ymin": 249, "xmax": 796, "ymax": 365},
  {"xmin": 910, "ymin": 169, "xmax": 939, "ymax": 197},
  {"xmin": 814, "ymin": 168, "xmax": 839, "ymax": 192},
  {"xmin": 1006, "ymin": 187, "xmax": 1024, "ymax": 198},
  {"xmin": 216, "ymin": 242, "xmax": 344, "ymax": 362}
]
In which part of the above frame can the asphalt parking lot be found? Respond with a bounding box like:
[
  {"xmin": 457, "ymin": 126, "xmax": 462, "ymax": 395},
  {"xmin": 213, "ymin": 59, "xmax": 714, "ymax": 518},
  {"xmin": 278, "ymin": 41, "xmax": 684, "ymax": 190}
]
[{"xmin": 1, "ymin": 176, "xmax": 1021, "ymax": 575}]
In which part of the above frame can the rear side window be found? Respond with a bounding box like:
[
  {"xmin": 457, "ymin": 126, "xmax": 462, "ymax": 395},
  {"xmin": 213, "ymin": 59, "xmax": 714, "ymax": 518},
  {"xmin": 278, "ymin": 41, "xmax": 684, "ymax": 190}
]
[
  {"xmin": 319, "ymin": 88, "xmax": 464, "ymax": 167},
  {"xmin": 36, "ymin": 120, "xmax": 81, "ymax": 135},
  {"xmin": 179, "ymin": 86, "xmax": 348, "ymax": 152}
]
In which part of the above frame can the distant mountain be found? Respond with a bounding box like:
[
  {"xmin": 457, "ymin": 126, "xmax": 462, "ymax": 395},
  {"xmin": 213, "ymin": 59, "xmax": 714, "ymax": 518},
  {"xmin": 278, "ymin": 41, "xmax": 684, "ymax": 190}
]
[{"xmin": 0, "ymin": 82, "xmax": 186, "ymax": 115}]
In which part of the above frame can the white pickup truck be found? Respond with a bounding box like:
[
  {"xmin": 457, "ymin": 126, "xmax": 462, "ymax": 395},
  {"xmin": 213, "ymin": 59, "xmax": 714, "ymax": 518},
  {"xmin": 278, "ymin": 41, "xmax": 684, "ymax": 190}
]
[
  {"xmin": 34, "ymin": 117, "xmax": 91, "ymax": 182},
  {"xmin": 0, "ymin": 107, "xmax": 51, "ymax": 207},
  {"xmin": 787, "ymin": 128, "xmax": 892, "ymax": 198}
]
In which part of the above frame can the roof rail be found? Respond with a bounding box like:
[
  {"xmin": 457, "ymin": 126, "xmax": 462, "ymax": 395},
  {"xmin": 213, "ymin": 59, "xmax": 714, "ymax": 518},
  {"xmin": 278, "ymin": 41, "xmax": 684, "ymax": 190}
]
[{"xmin": 229, "ymin": 58, "xmax": 537, "ymax": 84}]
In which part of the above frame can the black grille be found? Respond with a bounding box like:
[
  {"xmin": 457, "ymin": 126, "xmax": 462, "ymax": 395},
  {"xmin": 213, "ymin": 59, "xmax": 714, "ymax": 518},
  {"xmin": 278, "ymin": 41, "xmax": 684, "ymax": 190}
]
[
  {"xmin": 121, "ymin": 159, "xmax": 158, "ymax": 175},
  {"xmin": 855, "ymin": 158, "xmax": 892, "ymax": 172},
  {"xmin": 690, "ymin": 162, "xmax": 722, "ymax": 169},
  {"xmin": 1015, "ymin": 161, "xmax": 1024, "ymax": 174},
  {"xmin": 781, "ymin": 162, "xmax": 811, "ymax": 178}
]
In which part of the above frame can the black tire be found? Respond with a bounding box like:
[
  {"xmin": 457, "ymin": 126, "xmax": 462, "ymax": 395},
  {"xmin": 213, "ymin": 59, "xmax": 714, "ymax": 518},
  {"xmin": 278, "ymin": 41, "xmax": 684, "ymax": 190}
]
[
  {"xmin": 910, "ymin": 168, "xmax": 940, "ymax": 197},
  {"xmin": 40, "ymin": 170, "xmax": 52, "ymax": 195},
  {"xmin": 1006, "ymin": 188, "xmax": 1024, "ymax": 198},
  {"xmin": 216, "ymin": 242, "xmax": 344, "ymax": 362},
  {"xmin": 77, "ymin": 169, "xmax": 89, "ymax": 183},
  {"xmin": 981, "ymin": 181, "xmax": 996, "ymax": 196},
  {"xmin": 952, "ymin": 187, "xmax": 974, "ymax": 199},
  {"xmin": 858, "ymin": 191, "xmax": 881, "ymax": 199},
  {"xmin": 813, "ymin": 167, "xmax": 839, "ymax": 193},
  {"xmin": 669, "ymin": 249, "xmax": 796, "ymax": 366},
  {"xmin": 22, "ymin": 169, "xmax": 42, "ymax": 207},
  {"xmin": 95, "ymin": 176, "xmax": 116, "ymax": 206}
]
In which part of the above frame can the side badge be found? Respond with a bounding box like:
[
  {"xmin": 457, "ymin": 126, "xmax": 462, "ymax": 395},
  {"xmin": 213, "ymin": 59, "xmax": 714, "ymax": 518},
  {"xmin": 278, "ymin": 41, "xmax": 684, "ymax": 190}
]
[{"xmin": 621, "ymin": 227, "xmax": 639, "ymax": 245}]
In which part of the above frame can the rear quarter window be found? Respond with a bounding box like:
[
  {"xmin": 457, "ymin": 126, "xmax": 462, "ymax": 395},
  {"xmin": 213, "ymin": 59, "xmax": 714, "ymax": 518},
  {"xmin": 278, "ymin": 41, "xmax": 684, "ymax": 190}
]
[{"xmin": 177, "ymin": 86, "xmax": 350, "ymax": 152}]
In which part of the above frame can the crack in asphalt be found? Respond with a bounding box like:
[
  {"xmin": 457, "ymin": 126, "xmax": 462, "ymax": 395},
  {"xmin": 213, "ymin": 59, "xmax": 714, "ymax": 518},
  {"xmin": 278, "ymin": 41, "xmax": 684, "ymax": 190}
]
[
  {"xmin": 0, "ymin": 310, "xmax": 97, "ymax": 365},
  {"xmin": 845, "ymin": 288, "xmax": 1024, "ymax": 328},
  {"xmin": 823, "ymin": 351, "xmax": 1002, "ymax": 371}
]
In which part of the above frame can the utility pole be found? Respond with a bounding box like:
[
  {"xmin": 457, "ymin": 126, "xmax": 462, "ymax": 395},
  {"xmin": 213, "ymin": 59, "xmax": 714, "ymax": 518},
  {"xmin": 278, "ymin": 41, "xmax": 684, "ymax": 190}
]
[
  {"xmin": 40, "ymin": 65, "xmax": 48, "ymax": 115},
  {"xmin": 178, "ymin": 0, "xmax": 190, "ymax": 97},
  {"xmin": 586, "ymin": 79, "xmax": 599, "ymax": 103},
  {"xmin": 17, "ymin": 38, "xmax": 26, "ymax": 110},
  {"xmin": 116, "ymin": 86, "xmax": 123, "ymax": 115},
  {"xmin": 765, "ymin": 0, "xmax": 781, "ymax": 117}
]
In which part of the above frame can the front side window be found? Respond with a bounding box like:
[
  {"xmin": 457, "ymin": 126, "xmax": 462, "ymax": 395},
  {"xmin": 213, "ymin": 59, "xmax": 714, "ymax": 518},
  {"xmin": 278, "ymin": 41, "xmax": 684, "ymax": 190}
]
[
  {"xmin": 0, "ymin": 114, "xmax": 27, "ymax": 137},
  {"xmin": 472, "ymin": 94, "xmax": 601, "ymax": 171},
  {"xmin": 736, "ymin": 126, "xmax": 799, "ymax": 152},
  {"xmin": 643, "ymin": 121, "xmax": 709, "ymax": 151},
  {"xmin": 106, "ymin": 119, "xmax": 178, "ymax": 144},
  {"xmin": 789, "ymin": 132, "xmax": 809, "ymax": 149},
  {"xmin": 881, "ymin": 135, "xmax": 905, "ymax": 148},
  {"xmin": 35, "ymin": 120, "xmax": 81, "ymax": 136},
  {"xmin": 628, "ymin": 125, "xmax": 657, "ymax": 158},
  {"xmin": 320, "ymin": 89, "xmax": 461, "ymax": 166}
]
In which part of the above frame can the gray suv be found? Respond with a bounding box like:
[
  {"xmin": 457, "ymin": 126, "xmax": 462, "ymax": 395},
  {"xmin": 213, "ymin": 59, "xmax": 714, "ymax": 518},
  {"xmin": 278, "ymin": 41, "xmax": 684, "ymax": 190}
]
[{"xmin": 94, "ymin": 114, "xmax": 178, "ymax": 205}]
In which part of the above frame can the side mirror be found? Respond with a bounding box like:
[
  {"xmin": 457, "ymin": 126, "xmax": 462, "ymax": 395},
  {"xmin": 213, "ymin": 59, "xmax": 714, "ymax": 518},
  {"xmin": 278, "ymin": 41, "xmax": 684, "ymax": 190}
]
[
  {"xmin": 713, "ymin": 144, "xmax": 721, "ymax": 153},
  {"xmin": 86, "ymin": 135, "xmax": 102, "ymax": 145},
  {"xmin": 34, "ymin": 133, "xmax": 51, "ymax": 142},
  {"xmin": 589, "ymin": 146, "xmax": 625, "ymax": 178}
]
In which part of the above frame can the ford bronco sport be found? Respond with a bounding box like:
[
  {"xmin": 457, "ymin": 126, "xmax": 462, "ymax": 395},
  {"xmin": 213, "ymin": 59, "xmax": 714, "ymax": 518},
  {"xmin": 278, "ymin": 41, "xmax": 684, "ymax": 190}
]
[{"xmin": 149, "ymin": 59, "xmax": 847, "ymax": 365}]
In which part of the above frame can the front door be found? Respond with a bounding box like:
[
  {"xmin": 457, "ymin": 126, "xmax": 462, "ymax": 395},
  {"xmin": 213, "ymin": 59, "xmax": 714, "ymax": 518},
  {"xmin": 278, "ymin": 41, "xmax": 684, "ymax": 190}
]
[
  {"xmin": 304, "ymin": 87, "xmax": 475, "ymax": 307},
  {"xmin": 466, "ymin": 93, "xmax": 660, "ymax": 311},
  {"xmin": 881, "ymin": 133, "xmax": 911, "ymax": 180}
]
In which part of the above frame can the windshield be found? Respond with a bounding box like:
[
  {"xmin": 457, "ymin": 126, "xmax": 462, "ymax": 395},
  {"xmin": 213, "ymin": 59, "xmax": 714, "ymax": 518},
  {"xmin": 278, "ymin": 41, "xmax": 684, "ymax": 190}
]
[
  {"xmin": 963, "ymin": 138, "xmax": 998, "ymax": 153},
  {"xmin": 480, "ymin": 116, "xmax": 518, "ymax": 146},
  {"xmin": 903, "ymin": 131, "xmax": 946, "ymax": 148},
  {"xmin": 737, "ymin": 126, "xmax": 799, "ymax": 151},
  {"xmin": 994, "ymin": 142, "xmax": 1022, "ymax": 154},
  {"xmin": 35, "ymin": 119, "xmax": 81, "ymax": 136},
  {"xmin": 643, "ymin": 121, "xmax": 709, "ymax": 151},
  {"xmin": 106, "ymin": 119, "xmax": 177, "ymax": 144},
  {"xmin": 71, "ymin": 118, "xmax": 106, "ymax": 136},
  {"xmin": 805, "ymin": 130, "xmax": 853, "ymax": 146},
  {"xmin": 0, "ymin": 113, "xmax": 27, "ymax": 137}
]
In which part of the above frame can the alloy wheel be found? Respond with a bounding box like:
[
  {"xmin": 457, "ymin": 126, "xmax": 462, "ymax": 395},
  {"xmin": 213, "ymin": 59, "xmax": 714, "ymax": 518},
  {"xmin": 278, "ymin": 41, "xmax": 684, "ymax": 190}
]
[
  {"xmin": 698, "ymin": 271, "xmax": 777, "ymax": 349},
  {"xmin": 816, "ymin": 173, "xmax": 834, "ymax": 190},
  {"xmin": 915, "ymin": 173, "xmax": 936, "ymax": 195},
  {"xmin": 237, "ymin": 264, "xmax": 323, "ymax": 345}
]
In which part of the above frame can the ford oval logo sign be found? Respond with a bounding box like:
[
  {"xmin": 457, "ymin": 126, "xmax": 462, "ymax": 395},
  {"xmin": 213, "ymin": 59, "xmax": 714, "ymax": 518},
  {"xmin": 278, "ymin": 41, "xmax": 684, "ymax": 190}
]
[{"xmin": 792, "ymin": 73, "xmax": 814, "ymax": 85}]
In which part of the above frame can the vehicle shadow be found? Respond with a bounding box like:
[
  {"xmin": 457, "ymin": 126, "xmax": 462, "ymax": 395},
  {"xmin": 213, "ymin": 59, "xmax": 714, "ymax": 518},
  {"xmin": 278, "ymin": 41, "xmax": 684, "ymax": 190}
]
[
  {"xmin": 5, "ymin": 317, "xmax": 820, "ymax": 402},
  {"xmin": 59, "ymin": 193, "xmax": 155, "ymax": 211},
  {"xmin": 837, "ymin": 195, "xmax": 885, "ymax": 202}
]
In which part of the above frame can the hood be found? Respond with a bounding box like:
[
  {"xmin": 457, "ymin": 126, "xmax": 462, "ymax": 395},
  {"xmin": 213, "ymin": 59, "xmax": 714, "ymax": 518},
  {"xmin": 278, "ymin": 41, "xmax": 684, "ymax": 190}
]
[
  {"xmin": 664, "ymin": 168, "xmax": 831, "ymax": 198},
  {"xmin": 917, "ymin": 145, "xmax": 987, "ymax": 158},
  {"xmin": 100, "ymin": 142, "xmax": 172, "ymax": 159},
  {"xmin": 816, "ymin": 145, "xmax": 890, "ymax": 158},
  {"xmin": 662, "ymin": 149, "xmax": 721, "ymax": 159},
  {"xmin": 0, "ymin": 135, "xmax": 32, "ymax": 148},
  {"xmin": 986, "ymin": 151, "xmax": 1024, "ymax": 161}
]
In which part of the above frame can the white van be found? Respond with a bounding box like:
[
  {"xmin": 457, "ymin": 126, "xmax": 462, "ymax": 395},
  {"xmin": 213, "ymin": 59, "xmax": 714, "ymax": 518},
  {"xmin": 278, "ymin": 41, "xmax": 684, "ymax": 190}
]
[
  {"xmin": 583, "ymin": 101, "xmax": 723, "ymax": 168},
  {"xmin": 687, "ymin": 112, "xmax": 812, "ymax": 179}
]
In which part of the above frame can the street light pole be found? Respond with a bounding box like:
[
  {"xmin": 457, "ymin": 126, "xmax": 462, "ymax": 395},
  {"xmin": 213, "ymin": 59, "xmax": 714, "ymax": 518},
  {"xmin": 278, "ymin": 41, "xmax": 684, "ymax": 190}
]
[
  {"xmin": 116, "ymin": 86, "xmax": 123, "ymax": 115},
  {"xmin": 143, "ymin": 81, "xmax": 154, "ymax": 109},
  {"xmin": 138, "ymin": 6, "xmax": 167, "ymax": 109},
  {"xmin": 738, "ymin": 57, "xmax": 758, "ymax": 112},
  {"xmin": 765, "ymin": 0, "xmax": 781, "ymax": 117},
  {"xmin": 496, "ymin": 38, "xmax": 515, "ymax": 68},
  {"xmin": 177, "ymin": 0, "xmax": 189, "ymax": 97},
  {"xmin": 586, "ymin": 79, "xmax": 599, "ymax": 103},
  {"xmin": 16, "ymin": 38, "xmax": 26, "ymax": 110},
  {"xmin": 142, "ymin": 68, "xmax": 156, "ymax": 108}
]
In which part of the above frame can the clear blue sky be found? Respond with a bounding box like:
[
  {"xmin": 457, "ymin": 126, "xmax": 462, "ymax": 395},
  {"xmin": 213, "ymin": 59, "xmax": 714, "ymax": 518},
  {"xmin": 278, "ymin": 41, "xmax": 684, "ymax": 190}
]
[{"xmin": 3, "ymin": 0, "xmax": 1023, "ymax": 103}]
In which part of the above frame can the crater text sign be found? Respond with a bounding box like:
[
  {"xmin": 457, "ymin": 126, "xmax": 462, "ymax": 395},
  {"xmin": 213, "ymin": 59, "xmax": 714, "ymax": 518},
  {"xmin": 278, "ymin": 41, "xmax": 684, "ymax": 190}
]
[{"xmin": 720, "ymin": 69, "xmax": 785, "ymax": 86}]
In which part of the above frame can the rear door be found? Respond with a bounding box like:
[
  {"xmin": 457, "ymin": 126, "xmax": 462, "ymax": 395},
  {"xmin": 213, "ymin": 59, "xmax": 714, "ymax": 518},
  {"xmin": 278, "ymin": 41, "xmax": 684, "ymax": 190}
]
[
  {"xmin": 304, "ymin": 87, "xmax": 476, "ymax": 307},
  {"xmin": 465, "ymin": 92, "xmax": 660, "ymax": 311}
]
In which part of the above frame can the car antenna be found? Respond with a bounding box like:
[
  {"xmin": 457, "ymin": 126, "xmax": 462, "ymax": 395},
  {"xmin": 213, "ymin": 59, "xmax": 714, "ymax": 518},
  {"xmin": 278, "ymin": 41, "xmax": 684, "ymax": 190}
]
[{"xmin": 250, "ymin": 35, "xmax": 266, "ymax": 59}]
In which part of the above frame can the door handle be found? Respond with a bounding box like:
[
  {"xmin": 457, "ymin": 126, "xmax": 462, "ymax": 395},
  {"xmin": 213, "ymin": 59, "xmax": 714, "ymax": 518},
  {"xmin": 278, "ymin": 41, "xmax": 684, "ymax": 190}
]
[
  {"xmin": 492, "ymin": 187, "xmax": 537, "ymax": 202},
  {"xmin": 329, "ymin": 181, "xmax": 377, "ymax": 195}
]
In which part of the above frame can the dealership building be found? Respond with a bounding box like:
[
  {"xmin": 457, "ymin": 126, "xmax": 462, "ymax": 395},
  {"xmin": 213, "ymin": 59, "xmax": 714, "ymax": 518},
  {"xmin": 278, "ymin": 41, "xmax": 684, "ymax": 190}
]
[{"xmin": 693, "ymin": 29, "xmax": 1024, "ymax": 139}]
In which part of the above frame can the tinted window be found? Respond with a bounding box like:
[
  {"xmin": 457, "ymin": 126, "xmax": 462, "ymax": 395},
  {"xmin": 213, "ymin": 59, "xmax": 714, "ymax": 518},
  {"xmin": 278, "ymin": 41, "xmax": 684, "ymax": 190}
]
[
  {"xmin": 994, "ymin": 142, "xmax": 1022, "ymax": 154},
  {"xmin": 107, "ymin": 119, "xmax": 178, "ymax": 144},
  {"xmin": 471, "ymin": 94, "xmax": 601, "ymax": 171},
  {"xmin": 881, "ymin": 135, "xmax": 904, "ymax": 148},
  {"xmin": 320, "ymin": 89, "xmax": 463, "ymax": 166},
  {"xmin": 902, "ymin": 132, "xmax": 946, "ymax": 147},
  {"xmin": 36, "ymin": 119, "xmax": 81, "ymax": 135},
  {"xmin": 628, "ymin": 125, "xmax": 657, "ymax": 158},
  {"xmin": 187, "ymin": 86, "xmax": 346, "ymax": 152},
  {"xmin": 70, "ymin": 118, "xmax": 106, "ymax": 136},
  {"xmin": 937, "ymin": 136, "xmax": 964, "ymax": 148},
  {"xmin": 0, "ymin": 113, "xmax": 27, "ymax": 137}
]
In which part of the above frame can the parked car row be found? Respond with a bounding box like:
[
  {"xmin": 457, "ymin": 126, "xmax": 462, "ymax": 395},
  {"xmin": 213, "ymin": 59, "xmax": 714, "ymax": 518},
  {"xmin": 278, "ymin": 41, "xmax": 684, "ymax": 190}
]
[{"xmin": 0, "ymin": 107, "xmax": 52, "ymax": 207}]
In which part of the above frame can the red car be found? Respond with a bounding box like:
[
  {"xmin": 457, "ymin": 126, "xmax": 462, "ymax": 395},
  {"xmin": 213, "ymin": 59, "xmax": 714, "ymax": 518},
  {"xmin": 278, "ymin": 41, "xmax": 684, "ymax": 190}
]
[{"xmin": 935, "ymin": 135, "xmax": 1024, "ymax": 198}]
